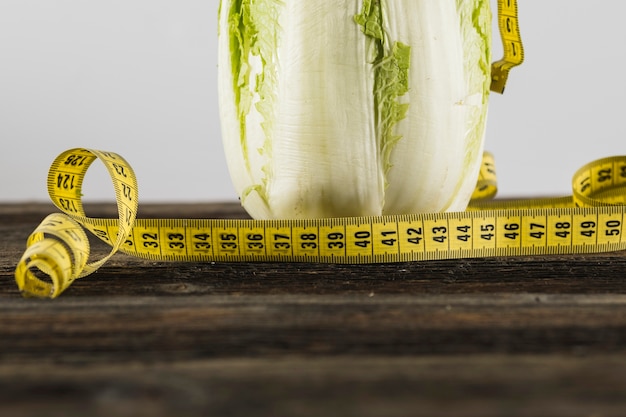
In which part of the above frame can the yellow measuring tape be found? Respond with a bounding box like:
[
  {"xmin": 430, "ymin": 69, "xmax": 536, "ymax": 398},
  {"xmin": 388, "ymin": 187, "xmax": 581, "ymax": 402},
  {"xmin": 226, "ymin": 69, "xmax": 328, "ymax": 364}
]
[
  {"xmin": 13, "ymin": 1, "xmax": 626, "ymax": 298},
  {"xmin": 14, "ymin": 149, "xmax": 626, "ymax": 298},
  {"xmin": 491, "ymin": 0, "xmax": 524, "ymax": 94}
]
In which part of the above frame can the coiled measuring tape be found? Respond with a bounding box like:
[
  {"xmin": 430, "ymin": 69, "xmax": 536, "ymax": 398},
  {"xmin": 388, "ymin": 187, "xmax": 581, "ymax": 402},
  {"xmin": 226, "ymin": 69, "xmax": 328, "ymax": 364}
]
[
  {"xmin": 14, "ymin": 148, "xmax": 626, "ymax": 298},
  {"xmin": 14, "ymin": 1, "xmax": 626, "ymax": 298}
]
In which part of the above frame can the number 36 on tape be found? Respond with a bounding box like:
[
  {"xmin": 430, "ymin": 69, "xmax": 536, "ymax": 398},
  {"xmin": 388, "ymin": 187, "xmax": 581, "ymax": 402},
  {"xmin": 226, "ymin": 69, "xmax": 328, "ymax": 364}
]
[{"xmin": 14, "ymin": 148, "xmax": 626, "ymax": 299}]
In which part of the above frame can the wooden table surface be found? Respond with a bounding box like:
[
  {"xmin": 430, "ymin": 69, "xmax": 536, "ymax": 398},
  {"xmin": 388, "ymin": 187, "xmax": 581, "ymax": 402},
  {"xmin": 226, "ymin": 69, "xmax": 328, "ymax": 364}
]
[{"xmin": 2, "ymin": 202, "xmax": 626, "ymax": 417}]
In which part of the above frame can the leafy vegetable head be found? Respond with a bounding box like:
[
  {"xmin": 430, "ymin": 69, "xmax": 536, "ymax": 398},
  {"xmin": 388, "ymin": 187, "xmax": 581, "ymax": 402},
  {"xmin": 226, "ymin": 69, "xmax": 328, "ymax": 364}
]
[{"xmin": 219, "ymin": 0, "xmax": 491, "ymax": 219}]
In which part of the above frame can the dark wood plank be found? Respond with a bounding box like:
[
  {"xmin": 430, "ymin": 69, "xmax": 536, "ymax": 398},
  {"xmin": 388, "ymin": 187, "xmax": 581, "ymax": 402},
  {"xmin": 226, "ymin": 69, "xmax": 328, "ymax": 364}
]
[
  {"xmin": 2, "ymin": 293, "xmax": 626, "ymax": 363},
  {"xmin": 1, "ymin": 355, "xmax": 626, "ymax": 417}
]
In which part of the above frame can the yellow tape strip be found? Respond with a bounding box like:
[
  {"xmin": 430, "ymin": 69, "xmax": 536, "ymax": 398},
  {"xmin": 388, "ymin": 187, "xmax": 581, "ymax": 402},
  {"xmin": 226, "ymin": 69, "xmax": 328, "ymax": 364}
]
[
  {"xmin": 491, "ymin": 0, "xmax": 525, "ymax": 93},
  {"xmin": 14, "ymin": 149, "xmax": 626, "ymax": 298}
]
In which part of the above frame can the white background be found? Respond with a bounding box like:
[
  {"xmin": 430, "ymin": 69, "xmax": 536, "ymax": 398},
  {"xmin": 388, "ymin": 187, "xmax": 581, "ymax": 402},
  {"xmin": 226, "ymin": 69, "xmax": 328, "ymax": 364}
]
[{"xmin": 1, "ymin": 1, "xmax": 625, "ymax": 203}]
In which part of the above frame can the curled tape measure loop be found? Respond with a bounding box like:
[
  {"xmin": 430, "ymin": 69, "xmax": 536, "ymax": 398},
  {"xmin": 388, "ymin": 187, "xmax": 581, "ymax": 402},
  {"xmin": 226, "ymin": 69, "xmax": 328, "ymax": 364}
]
[
  {"xmin": 572, "ymin": 156, "xmax": 626, "ymax": 207},
  {"xmin": 15, "ymin": 148, "xmax": 138, "ymax": 297},
  {"xmin": 14, "ymin": 213, "xmax": 88, "ymax": 298},
  {"xmin": 13, "ymin": 148, "xmax": 626, "ymax": 299}
]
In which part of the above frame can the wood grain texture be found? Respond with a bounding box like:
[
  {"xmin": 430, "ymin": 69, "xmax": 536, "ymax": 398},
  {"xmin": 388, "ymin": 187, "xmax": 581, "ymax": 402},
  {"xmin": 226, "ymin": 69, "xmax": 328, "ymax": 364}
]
[{"xmin": 2, "ymin": 203, "xmax": 626, "ymax": 416}]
